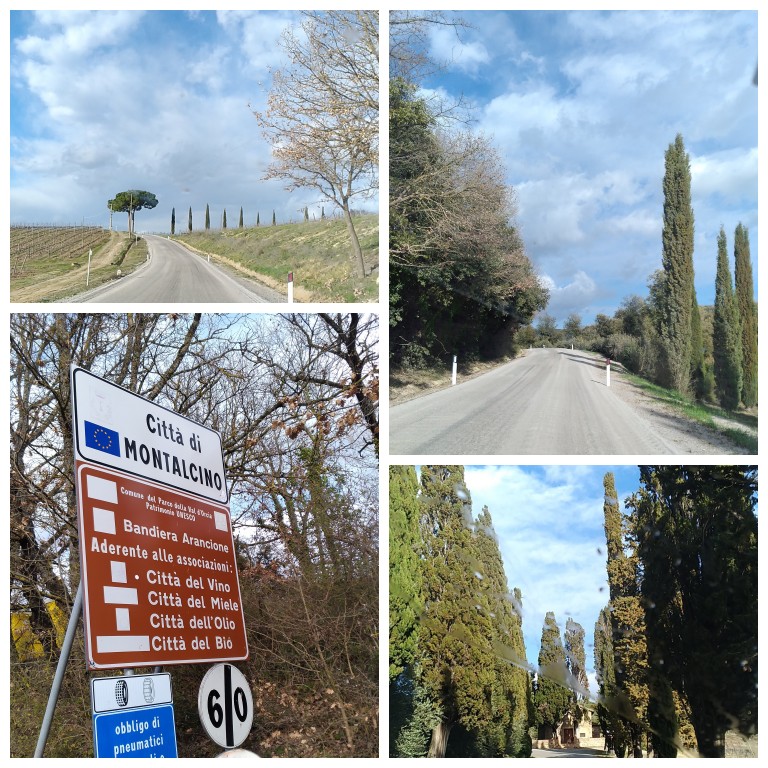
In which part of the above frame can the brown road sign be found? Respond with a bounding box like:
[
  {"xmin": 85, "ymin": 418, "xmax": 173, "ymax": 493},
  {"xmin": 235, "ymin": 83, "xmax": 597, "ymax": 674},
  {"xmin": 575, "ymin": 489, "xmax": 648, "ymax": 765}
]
[{"xmin": 76, "ymin": 462, "xmax": 248, "ymax": 668}]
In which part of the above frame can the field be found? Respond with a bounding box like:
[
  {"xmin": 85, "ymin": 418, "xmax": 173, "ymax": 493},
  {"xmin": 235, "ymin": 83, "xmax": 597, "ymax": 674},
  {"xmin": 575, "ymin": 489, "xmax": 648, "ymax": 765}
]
[
  {"xmin": 10, "ymin": 214, "xmax": 379, "ymax": 303},
  {"xmin": 10, "ymin": 226, "xmax": 149, "ymax": 302},
  {"xmin": 172, "ymin": 213, "xmax": 379, "ymax": 302}
]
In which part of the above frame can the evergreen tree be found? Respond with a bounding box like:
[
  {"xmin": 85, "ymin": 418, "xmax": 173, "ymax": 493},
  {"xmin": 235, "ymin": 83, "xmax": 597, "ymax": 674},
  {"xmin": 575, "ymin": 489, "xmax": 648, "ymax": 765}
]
[
  {"xmin": 659, "ymin": 134, "xmax": 695, "ymax": 394},
  {"xmin": 188, "ymin": 206, "xmax": 192, "ymax": 232},
  {"xmin": 564, "ymin": 618, "xmax": 588, "ymax": 703},
  {"xmin": 689, "ymin": 290, "xmax": 707, "ymax": 399},
  {"xmin": 304, "ymin": 206, "xmax": 309, "ymax": 222},
  {"xmin": 239, "ymin": 206, "xmax": 244, "ymax": 228},
  {"xmin": 257, "ymin": 211, "xmax": 260, "ymax": 227},
  {"xmin": 205, "ymin": 203, "xmax": 210, "ymax": 230},
  {"xmin": 628, "ymin": 466, "xmax": 758, "ymax": 757},
  {"xmin": 594, "ymin": 605, "xmax": 625, "ymax": 753},
  {"xmin": 713, "ymin": 226, "xmax": 743, "ymax": 410},
  {"xmin": 734, "ymin": 223, "xmax": 757, "ymax": 406},
  {"xmin": 417, "ymin": 466, "xmax": 497, "ymax": 758},
  {"xmin": 272, "ymin": 210, "xmax": 276, "ymax": 226},
  {"xmin": 389, "ymin": 466, "xmax": 435, "ymax": 756},
  {"xmin": 601, "ymin": 472, "xmax": 648, "ymax": 758},
  {"xmin": 532, "ymin": 612, "xmax": 571, "ymax": 744},
  {"xmin": 389, "ymin": 465, "xmax": 423, "ymax": 680},
  {"xmin": 222, "ymin": 208, "xmax": 227, "ymax": 229},
  {"xmin": 321, "ymin": 206, "xmax": 325, "ymax": 219},
  {"xmin": 472, "ymin": 506, "xmax": 532, "ymax": 757},
  {"xmin": 389, "ymin": 75, "xmax": 547, "ymax": 368},
  {"xmin": 170, "ymin": 207, "xmax": 175, "ymax": 235}
]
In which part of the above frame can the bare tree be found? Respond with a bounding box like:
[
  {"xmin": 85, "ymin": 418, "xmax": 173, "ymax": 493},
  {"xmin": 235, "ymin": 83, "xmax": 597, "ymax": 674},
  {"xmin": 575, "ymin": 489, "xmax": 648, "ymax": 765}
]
[
  {"xmin": 390, "ymin": 10, "xmax": 469, "ymax": 81},
  {"xmin": 253, "ymin": 11, "xmax": 379, "ymax": 278}
]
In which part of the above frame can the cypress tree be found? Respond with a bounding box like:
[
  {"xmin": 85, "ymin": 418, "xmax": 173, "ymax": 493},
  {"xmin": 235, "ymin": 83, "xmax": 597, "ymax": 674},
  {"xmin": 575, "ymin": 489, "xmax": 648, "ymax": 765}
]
[
  {"xmin": 390, "ymin": 466, "xmax": 434, "ymax": 757},
  {"xmin": 713, "ymin": 226, "xmax": 743, "ymax": 410},
  {"xmin": 272, "ymin": 209, "xmax": 276, "ymax": 226},
  {"xmin": 321, "ymin": 206, "xmax": 325, "ymax": 220},
  {"xmin": 417, "ymin": 466, "xmax": 497, "ymax": 758},
  {"xmin": 205, "ymin": 203, "xmax": 210, "ymax": 230},
  {"xmin": 564, "ymin": 618, "xmax": 588, "ymax": 701},
  {"xmin": 257, "ymin": 211, "xmax": 260, "ymax": 227},
  {"xmin": 659, "ymin": 134, "xmax": 695, "ymax": 394},
  {"xmin": 188, "ymin": 206, "xmax": 192, "ymax": 232},
  {"xmin": 222, "ymin": 208, "xmax": 227, "ymax": 229},
  {"xmin": 170, "ymin": 207, "xmax": 175, "ymax": 235},
  {"xmin": 594, "ymin": 606, "xmax": 621, "ymax": 751},
  {"xmin": 472, "ymin": 506, "xmax": 532, "ymax": 757},
  {"xmin": 239, "ymin": 206, "xmax": 244, "ymax": 229},
  {"xmin": 304, "ymin": 206, "xmax": 309, "ymax": 222},
  {"xmin": 601, "ymin": 472, "xmax": 648, "ymax": 758},
  {"xmin": 689, "ymin": 290, "xmax": 709, "ymax": 399},
  {"xmin": 389, "ymin": 465, "xmax": 423, "ymax": 680},
  {"xmin": 629, "ymin": 466, "xmax": 757, "ymax": 757},
  {"xmin": 532, "ymin": 612, "xmax": 571, "ymax": 744},
  {"xmin": 734, "ymin": 223, "xmax": 757, "ymax": 406}
]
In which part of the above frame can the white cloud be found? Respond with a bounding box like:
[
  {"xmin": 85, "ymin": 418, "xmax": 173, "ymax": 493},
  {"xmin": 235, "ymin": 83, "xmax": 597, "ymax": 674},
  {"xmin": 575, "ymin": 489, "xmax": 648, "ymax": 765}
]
[
  {"xmin": 10, "ymin": 10, "xmax": 346, "ymax": 231},
  {"xmin": 217, "ymin": 10, "xmax": 295, "ymax": 77},
  {"xmin": 430, "ymin": 25, "xmax": 490, "ymax": 75},
  {"xmin": 691, "ymin": 147, "xmax": 758, "ymax": 204},
  {"xmin": 464, "ymin": 465, "xmax": 611, "ymax": 674}
]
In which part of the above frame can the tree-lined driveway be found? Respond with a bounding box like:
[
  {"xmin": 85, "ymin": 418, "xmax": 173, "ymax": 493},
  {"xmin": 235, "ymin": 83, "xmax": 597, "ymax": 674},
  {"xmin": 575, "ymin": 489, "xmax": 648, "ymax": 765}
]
[
  {"xmin": 73, "ymin": 234, "xmax": 283, "ymax": 303},
  {"xmin": 390, "ymin": 348, "xmax": 701, "ymax": 455},
  {"xmin": 532, "ymin": 747, "xmax": 611, "ymax": 758}
]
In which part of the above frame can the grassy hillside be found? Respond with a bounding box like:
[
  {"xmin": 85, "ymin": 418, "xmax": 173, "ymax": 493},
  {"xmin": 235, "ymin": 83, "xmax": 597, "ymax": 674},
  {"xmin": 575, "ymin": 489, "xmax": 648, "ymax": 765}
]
[
  {"xmin": 10, "ymin": 227, "xmax": 149, "ymax": 302},
  {"xmin": 173, "ymin": 213, "xmax": 378, "ymax": 302}
]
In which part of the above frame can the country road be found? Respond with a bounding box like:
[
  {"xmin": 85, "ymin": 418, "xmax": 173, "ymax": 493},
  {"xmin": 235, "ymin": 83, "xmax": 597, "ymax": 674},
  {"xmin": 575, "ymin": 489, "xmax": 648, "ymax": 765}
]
[
  {"xmin": 71, "ymin": 234, "xmax": 283, "ymax": 303},
  {"xmin": 390, "ymin": 348, "xmax": 734, "ymax": 455}
]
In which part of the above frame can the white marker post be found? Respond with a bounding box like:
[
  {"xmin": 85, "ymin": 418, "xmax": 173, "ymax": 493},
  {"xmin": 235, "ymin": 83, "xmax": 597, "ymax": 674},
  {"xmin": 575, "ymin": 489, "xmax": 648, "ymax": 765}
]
[
  {"xmin": 452, "ymin": 355, "xmax": 457, "ymax": 386},
  {"xmin": 288, "ymin": 272, "xmax": 294, "ymax": 304},
  {"xmin": 606, "ymin": 359, "xmax": 611, "ymax": 387},
  {"xmin": 86, "ymin": 249, "xmax": 92, "ymax": 287}
]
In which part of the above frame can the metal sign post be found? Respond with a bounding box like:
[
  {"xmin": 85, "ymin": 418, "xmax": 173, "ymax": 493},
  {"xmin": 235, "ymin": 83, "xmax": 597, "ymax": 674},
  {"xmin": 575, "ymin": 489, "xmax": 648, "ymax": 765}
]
[{"xmin": 47, "ymin": 365, "xmax": 250, "ymax": 759}]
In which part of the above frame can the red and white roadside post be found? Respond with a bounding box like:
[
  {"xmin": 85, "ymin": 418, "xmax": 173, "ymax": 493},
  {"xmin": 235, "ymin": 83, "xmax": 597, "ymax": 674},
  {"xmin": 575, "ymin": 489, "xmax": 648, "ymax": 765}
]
[
  {"xmin": 287, "ymin": 272, "xmax": 294, "ymax": 304},
  {"xmin": 452, "ymin": 355, "xmax": 457, "ymax": 386},
  {"xmin": 606, "ymin": 358, "xmax": 611, "ymax": 387}
]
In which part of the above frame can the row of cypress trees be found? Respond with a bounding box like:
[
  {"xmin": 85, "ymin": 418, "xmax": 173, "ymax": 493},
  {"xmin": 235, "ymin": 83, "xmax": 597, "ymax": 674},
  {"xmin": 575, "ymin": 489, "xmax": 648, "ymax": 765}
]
[
  {"xmin": 659, "ymin": 134, "xmax": 756, "ymax": 408},
  {"xmin": 169, "ymin": 205, "xmax": 286, "ymax": 234},
  {"xmin": 389, "ymin": 466, "xmax": 532, "ymax": 758},
  {"xmin": 594, "ymin": 469, "xmax": 757, "ymax": 758}
]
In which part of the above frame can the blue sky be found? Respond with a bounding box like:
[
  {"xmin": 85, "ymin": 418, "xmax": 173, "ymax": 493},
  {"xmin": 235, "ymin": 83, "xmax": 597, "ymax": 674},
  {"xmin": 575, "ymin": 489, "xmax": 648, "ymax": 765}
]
[
  {"xmin": 9, "ymin": 10, "xmax": 377, "ymax": 234},
  {"xmin": 463, "ymin": 464, "xmax": 641, "ymax": 695},
  {"xmin": 416, "ymin": 9, "xmax": 758, "ymax": 324}
]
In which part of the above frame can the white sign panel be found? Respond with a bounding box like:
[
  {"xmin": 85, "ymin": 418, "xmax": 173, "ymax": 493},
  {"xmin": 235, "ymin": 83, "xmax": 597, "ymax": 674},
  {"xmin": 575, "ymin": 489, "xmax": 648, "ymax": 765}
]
[
  {"xmin": 92, "ymin": 673, "xmax": 173, "ymax": 713},
  {"xmin": 72, "ymin": 366, "xmax": 228, "ymax": 503},
  {"xmin": 198, "ymin": 664, "xmax": 254, "ymax": 749}
]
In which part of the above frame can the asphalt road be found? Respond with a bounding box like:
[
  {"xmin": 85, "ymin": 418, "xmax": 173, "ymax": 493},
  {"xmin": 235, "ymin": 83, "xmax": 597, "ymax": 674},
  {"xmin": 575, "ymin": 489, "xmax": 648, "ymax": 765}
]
[
  {"xmin": 390, "ymin": 348, "xmax": 681, "ymax": 455},
  {"xmin": 72, "ymin": 234, "xmax": 283, "ymax": 303}
]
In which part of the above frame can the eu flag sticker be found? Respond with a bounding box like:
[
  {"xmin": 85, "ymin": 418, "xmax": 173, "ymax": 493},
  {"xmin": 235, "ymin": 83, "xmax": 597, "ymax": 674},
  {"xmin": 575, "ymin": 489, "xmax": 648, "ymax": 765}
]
[{"xmin": 84, "ymin": 421, "xmax": 121, "ymax": 457}]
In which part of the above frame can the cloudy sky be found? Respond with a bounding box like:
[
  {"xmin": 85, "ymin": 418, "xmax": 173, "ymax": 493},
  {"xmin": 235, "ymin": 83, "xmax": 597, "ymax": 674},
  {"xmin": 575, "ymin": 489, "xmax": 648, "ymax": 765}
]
[
  {"xmin": 463, "ymin": 464, "xmax": 641, "ymax": 695},
  {"xmin": 9, "ymin": 10, "xmax": 376, "ymax": 234},
  {"xmin": 417, "ymin": 9, "xmax": 758, "ymax": 324}
]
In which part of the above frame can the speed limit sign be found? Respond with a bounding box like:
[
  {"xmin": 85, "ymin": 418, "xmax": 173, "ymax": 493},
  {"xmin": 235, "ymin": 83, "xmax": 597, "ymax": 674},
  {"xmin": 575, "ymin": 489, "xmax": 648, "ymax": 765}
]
[{"xmin": 198, "ymin": 664, "xmax": 253, "ymax": 749}]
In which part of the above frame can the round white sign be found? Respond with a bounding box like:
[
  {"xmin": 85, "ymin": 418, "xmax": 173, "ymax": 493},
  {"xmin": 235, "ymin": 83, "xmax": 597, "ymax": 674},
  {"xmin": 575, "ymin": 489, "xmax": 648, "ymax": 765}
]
[{"xmin": 198, "ymin": 664, "xmax": 254, "ymax": 749}]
